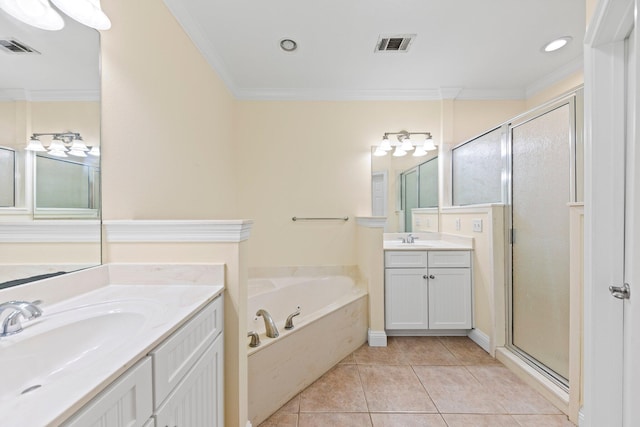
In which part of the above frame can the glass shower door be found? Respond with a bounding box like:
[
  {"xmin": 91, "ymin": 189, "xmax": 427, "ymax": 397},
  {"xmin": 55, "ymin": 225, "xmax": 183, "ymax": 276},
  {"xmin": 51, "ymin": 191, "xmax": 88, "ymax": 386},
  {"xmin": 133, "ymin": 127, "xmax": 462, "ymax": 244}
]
[{"xmin": 510, "ymin": 102, "xmax": 572, "ymax": 384}]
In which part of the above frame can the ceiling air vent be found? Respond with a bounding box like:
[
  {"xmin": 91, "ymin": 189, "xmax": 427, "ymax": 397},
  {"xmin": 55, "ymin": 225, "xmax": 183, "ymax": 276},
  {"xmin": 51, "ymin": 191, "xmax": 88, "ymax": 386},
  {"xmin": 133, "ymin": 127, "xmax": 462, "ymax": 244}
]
[
  {"xmin": 375, "ymin": 34, "xmax": 416, "ymax": 52},
  {"xmin": 0, "ymin": 39, "xmax": 40, "ymax": 54}
]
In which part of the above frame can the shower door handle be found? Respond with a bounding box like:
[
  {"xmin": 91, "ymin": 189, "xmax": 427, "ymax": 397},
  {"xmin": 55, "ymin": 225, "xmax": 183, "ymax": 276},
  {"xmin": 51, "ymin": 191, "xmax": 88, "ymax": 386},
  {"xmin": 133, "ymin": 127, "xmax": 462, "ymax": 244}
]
[{"xmin": 609, "ymin": 283, "xmax": 630, "ymax": 300}]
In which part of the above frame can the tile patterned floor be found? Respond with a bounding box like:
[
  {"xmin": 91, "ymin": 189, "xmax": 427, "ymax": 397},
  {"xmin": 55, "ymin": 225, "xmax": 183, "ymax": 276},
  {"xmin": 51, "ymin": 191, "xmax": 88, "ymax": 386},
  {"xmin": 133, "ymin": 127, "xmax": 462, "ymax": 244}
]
[{"xmin": 258, "ymin": 336, "xmax": 575, "ymax": 427}]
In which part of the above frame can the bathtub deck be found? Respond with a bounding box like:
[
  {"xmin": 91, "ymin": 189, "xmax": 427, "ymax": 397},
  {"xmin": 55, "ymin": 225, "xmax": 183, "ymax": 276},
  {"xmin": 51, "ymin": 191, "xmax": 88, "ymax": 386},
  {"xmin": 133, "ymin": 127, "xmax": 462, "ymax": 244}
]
[{"xmin": 257, "ymin": 336, "xmax": 575, "ymax": 427}]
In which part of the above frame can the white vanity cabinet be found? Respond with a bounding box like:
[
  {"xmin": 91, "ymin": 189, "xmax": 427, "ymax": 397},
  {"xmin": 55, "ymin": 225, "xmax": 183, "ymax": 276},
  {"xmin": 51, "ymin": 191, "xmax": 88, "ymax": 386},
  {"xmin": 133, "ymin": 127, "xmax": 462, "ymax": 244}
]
[
  {"xmin": 62, "ymin": 295, "xmax": 224, "ymax": 427},
  {"xmin": 385, "ymin": 250, "xmax": 472, "ymax": 331}
]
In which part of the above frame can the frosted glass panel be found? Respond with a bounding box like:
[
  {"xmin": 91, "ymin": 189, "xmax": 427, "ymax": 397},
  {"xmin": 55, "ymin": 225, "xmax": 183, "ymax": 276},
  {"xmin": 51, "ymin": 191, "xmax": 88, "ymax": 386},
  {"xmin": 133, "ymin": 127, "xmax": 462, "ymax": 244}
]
[
  {"xmin": 418, "ymin": 157, "xmax": 438, "ymax": 208},
  {"xmin": 452, "ymin": 127, "xmax": 503, "ymax": 205},
  {"xmin": 402, "ymin": 169, "xmax": 418, "ymax": 232},
  {"xmin": 0, "ymin": 148, "xmax": 14, "ymax": 207},
  {"xmin": 511, "ymin": 104, "xmax": 570, "ymax": 381},
  {"xmin": 36, "ymin": 156, "xmax": 92, "ymax": 208}
]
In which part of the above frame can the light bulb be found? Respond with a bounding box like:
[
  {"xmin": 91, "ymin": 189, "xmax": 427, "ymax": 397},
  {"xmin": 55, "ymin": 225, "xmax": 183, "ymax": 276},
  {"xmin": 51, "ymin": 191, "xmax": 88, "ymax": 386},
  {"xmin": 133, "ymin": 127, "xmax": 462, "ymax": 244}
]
[
  {"xmin": 373, "ymin": 147, "xmax": 387, "ymax": 156},
  {"xmin": 392, "ymin": 146, "xmax": 407, "ymax": 157},
  {"xmin": 0, "ymin": 0, "xmax": 64, "ymax": 30},
  {"xmin": 379, "ymin": 136, "xmax": 392, "ymax": 151},
  {"xmin": 51, "ymin": 0, "xmax": 111, "ymax": 30}
]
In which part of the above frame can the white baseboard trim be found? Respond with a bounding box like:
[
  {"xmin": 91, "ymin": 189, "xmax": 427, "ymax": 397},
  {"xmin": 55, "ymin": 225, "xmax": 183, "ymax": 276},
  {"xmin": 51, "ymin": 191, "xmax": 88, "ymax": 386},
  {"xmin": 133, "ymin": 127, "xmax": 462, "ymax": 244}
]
[
  {"xmin": 246, "ymin": 421, "xmax": 253, "ymax": 427},
  {"xmin": 368, "ymin": 329, "xmax": 387, "ymax": 347},
  {"xmin": 578, "ymin": 407, "xmax": 585, "ymax": 426},
  {"xmin": 467, "ymin": 328, "xmax": 491, "ymax": 353}
]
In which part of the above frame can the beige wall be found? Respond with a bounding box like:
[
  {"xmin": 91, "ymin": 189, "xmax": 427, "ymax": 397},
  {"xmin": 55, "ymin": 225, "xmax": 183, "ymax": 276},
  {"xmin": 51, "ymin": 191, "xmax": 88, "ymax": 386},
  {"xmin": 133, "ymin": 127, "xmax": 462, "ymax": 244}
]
[
  {"xmin": 526, "ymin": 71, "xmax": 584, "ymax": 110},
  {"xmin": 235, "ymin": 100, "xmax": 440, "ymax": 268},
  {"xmin": 100, "ymin": 0, "xmax": 237, "ymax": 221}
]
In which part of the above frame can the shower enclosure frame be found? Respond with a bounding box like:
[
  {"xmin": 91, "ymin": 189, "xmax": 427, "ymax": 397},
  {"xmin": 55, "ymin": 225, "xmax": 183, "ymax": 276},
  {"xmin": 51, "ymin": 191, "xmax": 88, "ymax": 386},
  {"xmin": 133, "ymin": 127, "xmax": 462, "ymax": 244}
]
[{"xmin": 504, "ymin": 92, "xmax": 580, "ymax": 392}]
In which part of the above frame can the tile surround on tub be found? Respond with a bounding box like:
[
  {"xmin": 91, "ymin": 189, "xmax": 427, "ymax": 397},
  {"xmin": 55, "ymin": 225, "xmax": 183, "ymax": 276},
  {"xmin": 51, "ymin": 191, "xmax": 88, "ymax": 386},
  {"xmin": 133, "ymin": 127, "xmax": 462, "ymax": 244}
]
[
  {"xmin": 248, "ymin": 265, "xmax": 361, "ymax": 281},
  {"xmin": 106, "ymin": 263, "xmax": 225, "ymax": 285}
]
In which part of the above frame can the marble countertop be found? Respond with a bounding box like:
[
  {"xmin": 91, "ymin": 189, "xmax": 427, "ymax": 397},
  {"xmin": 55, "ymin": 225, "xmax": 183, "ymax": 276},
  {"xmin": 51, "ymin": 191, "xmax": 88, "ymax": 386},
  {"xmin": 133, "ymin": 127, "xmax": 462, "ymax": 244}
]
[{"xmin": 383, "ymin": 232, "xmax": 474, "ymax": 251}]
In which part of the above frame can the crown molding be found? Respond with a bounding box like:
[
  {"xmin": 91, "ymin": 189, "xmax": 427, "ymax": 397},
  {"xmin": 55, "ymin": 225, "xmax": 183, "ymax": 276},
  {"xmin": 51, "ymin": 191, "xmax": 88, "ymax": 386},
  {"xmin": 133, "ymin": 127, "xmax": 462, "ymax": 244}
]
[
  {"xmin": 525, "ymin": 55, "xmax": 584, "ymax": 99},
  {"xmin": 162, "ymin": 0, "xmax": 238, "ymax": 97},
  {"xmin": 0, "ymin": 220, "xmax": 101, "ymax": 242},
  {"xmin": 103, "ymin": 220, "xmax": 254, "ymax": 243}
]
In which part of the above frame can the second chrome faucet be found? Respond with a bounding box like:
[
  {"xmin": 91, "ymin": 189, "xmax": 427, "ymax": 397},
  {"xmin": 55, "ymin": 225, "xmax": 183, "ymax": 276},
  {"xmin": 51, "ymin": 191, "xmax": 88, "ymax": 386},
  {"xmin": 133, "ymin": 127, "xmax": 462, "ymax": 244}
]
[{"xmin": 256, "ymin": 309, "xmax": 279, "ymax": 338}]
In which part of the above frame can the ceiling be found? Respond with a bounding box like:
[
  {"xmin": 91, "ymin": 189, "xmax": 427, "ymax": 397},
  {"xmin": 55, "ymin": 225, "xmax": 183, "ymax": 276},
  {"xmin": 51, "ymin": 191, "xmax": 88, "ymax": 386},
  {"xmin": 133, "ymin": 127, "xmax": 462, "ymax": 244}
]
[{"xmin": 162, "ymin": 0, "xmax": 586, "ymax": 100}]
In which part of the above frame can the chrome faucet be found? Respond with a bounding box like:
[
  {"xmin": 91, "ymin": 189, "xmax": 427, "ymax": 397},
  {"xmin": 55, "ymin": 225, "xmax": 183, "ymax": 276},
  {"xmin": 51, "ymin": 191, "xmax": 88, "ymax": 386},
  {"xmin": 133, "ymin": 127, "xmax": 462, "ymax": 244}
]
[
  {"xmin": 284, "ymin": 307, "xmax": 301, "ymax": 330},
  {"xmin": 406, "ymin": 234, "xmax": 418, "ymax": 243},
  {"xmin": 256, "ymin": 309, "xmax": 279, "ymax": 338},
  {"xmin": 0, "ymin": 300, "xmax": 43, "ymax": 337}
]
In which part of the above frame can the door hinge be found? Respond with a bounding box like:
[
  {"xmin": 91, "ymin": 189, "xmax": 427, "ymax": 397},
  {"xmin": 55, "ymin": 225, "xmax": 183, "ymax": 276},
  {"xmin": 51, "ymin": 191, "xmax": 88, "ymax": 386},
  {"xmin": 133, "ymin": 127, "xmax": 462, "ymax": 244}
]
[{"xmin": 609, "ymin": 283, "xmax": 631, "ymax": 300}]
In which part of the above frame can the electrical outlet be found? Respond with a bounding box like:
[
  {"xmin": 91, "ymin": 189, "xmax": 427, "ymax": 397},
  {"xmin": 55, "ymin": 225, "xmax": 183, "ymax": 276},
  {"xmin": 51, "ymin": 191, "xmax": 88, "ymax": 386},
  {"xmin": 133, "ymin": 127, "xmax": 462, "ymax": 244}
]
[
  {"xmin": 473, "ymin": 219, "xmax": 483, "ymax": 232},
  {"xmin": 455, "ymin": 218, "xmax": 461, "ymax": 231}
]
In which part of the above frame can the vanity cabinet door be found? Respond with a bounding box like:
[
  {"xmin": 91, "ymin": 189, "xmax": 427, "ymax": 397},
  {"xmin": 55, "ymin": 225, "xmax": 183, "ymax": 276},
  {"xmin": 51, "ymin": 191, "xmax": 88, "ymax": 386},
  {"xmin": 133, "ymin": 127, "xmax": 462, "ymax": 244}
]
[
  {"xmin": 62, "ymin": 357, "xmax": 153, "ymax": 427},
  {"xmin": 154, "ymin": 334, "xmax": 224, "ymax": 427},
  {"xmin": 427, "ymin": 267, "xmax": 472, "ymax": 329},
  {"xmin": 385, "ymin": 267, "xmax": 429, "ymax": 329}
]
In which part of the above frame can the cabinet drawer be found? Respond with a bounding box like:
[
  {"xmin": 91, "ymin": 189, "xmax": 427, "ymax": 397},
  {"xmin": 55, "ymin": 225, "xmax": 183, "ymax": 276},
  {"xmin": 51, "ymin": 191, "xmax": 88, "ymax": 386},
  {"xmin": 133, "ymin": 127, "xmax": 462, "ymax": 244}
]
[
  {"xmin": 63, "ymin": 357, "xmax": 153, "ymax": 427},
  {"xmin": 150, "ymin": 295, "xmax": 223, "ymax": 409},
  {"xmin": 427, "ymin": 251, "xmax": 471, "ymax": 268},
  {"xmin": 385, "ymin": 250, "xmax": 429, "ymax": 268}
]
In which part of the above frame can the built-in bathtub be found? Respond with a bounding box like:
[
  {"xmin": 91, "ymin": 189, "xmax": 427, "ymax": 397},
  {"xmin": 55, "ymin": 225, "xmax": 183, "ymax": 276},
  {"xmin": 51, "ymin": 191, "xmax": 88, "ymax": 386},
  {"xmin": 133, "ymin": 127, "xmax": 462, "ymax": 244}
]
[{"xmin": 247, "ymin": 274, "xmax": 368, "ymax": 426}]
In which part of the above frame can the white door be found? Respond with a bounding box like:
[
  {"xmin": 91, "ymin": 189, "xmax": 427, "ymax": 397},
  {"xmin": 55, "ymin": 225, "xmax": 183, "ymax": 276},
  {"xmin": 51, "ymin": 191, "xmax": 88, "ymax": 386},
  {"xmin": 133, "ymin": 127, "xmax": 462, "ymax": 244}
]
[
  {"xmin": 371, "ymin": 171, "xmax": 387, "ymax": 217},
  {"xmin": 584, "ymin": 0, "xmax": 635, "ymax": 425}
]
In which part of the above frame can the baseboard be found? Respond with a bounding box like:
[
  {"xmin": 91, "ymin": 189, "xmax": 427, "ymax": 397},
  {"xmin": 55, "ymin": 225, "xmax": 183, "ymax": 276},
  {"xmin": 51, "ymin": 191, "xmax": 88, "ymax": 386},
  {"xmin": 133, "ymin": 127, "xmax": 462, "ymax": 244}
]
[
  {"xmin": 578, "ymin": 407, "xmax": 585, "ymax": 426},
  {"xmin": 467, "ymin": 328, "xmax": 491, "ymax": 353},
  {"xmin": 368, "ymin": 329, "xmax": 387, "ymax": 347},
  {"xmin": 246, "ymin": 422, "xmax": 253, "ymax": 427}
]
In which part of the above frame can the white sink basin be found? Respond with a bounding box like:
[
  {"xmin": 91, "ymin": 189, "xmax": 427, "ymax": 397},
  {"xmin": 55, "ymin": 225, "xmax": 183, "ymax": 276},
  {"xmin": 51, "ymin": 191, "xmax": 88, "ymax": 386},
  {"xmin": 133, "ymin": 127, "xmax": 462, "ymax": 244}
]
[{"xmin": 0, "ymin": 299, "xmax": 162, "ymax": 402}]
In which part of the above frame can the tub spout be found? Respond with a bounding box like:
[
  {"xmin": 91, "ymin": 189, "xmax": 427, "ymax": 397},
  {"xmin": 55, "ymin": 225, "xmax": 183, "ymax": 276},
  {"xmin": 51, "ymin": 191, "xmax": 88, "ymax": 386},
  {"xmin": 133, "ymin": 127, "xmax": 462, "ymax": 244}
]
[
  {"xmin": 284, "ymin": 307, "xmax": 301, "ymax": 330},
  {"xmin": 247, "ymin": 331, "xmax": 261, "ymax": 347},
  {"xmin": 256, "ymin": 309, "xmax": 279, "ymax": 338}
]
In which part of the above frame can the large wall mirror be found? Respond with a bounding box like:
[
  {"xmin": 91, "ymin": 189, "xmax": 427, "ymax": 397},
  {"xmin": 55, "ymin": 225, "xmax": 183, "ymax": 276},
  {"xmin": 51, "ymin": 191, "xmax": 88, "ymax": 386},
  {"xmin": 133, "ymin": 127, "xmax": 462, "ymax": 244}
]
[
  {"xmin": 371, "ymin": 146, "xmax": 438, "ymax": 232},
  {"xmin": 0, "ymin": 12, "xmax": 101, "ymax": 288}
]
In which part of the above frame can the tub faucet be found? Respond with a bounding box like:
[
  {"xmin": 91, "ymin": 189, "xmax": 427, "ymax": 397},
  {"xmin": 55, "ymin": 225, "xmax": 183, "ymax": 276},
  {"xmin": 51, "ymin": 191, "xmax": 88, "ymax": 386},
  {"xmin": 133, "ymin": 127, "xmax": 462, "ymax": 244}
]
[
  {"xmin": 247, "ymin": 331, "xmax": 261, "ymax": 347},
  {"xmin": 284, "ymin": 307, "xmax": 301, "ymax": 330},
  {"xmin": 256, "ymin": 309, "xmax": 279, "ymax": 338},
  {"xmin": 0, "ymin": 300, "xmax": 43, "ymax": 337}
]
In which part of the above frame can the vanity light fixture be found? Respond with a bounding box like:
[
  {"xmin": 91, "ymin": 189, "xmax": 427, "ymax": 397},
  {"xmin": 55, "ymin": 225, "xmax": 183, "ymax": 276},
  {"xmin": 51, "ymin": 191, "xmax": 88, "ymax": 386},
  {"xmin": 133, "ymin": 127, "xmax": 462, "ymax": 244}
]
[
  {"xmin": 0, "ymin": 0, "xmax": 111, "ymax": 31},
  {"xmin": 375, "ymin": 130, "xmax": 436, "ymax": 157},
  {"xmin": 25, "ymin": 132, "xmax": 99, "ymax": 158},
  {"xmin": 542, "ymin": 36, "xmax": 572, "ymax": 52}
]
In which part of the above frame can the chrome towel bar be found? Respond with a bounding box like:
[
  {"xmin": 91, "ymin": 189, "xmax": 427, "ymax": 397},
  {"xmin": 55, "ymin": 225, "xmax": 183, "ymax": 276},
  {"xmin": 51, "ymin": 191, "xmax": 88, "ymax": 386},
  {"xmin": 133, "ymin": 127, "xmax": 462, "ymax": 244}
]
[{"xmin": 292, "ymin": 216, "xmax": 349, "ymax": 222}]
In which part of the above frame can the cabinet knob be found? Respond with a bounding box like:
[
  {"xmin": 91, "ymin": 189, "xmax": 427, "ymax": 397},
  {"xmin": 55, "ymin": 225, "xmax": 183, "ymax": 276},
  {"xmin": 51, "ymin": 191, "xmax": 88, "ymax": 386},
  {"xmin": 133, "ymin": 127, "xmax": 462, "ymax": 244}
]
[
  {"xmin": 423, "ymin": 275, "xmax": 428, "ymax": 279},
  {"xmin": 429, "ymin": 275, "xmax": 435, "ymax": 279}
]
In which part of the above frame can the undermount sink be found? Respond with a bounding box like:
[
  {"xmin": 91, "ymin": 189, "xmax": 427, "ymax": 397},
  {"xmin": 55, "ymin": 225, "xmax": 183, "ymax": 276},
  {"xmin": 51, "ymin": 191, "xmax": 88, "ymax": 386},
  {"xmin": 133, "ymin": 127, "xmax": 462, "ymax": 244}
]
[{"xmin": 0, "ymin": 299, "xmax": 162, "ymax": 402}]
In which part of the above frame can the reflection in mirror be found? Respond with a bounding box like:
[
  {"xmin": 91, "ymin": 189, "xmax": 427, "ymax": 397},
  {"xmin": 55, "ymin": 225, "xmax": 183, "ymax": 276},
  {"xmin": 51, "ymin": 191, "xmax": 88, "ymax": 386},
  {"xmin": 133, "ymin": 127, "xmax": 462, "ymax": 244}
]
[
  {"xmin": 371, "ymin": 147, "xmax": 439, "ymax": 232},
  {"xmin": 0, "ymin": 12, "xmax": 101, "ymax": 288}
]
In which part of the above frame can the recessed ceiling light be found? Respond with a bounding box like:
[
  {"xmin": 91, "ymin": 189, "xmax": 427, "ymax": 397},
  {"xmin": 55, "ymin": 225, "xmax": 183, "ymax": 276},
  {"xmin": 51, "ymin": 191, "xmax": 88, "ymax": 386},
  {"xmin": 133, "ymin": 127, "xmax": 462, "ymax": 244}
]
[
  {"xmin": 542, "ymin": 36, "xmax": 573, "ymax": 53},
  {"xmin": 279, "ymin": 39, "xmax": 297, "ymax": 52}
]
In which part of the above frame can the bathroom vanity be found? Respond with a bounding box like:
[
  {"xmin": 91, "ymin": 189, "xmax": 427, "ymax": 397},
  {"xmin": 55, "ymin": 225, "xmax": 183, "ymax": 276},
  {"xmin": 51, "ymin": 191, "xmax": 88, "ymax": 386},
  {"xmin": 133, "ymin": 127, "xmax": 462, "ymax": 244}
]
[
  {"xmin": 384, "ymin": 233, "xmax": 473, "ymax": 334},
  {"xmin": 0, "ymin": 264, "xmax": 224, "ymax": 427}
]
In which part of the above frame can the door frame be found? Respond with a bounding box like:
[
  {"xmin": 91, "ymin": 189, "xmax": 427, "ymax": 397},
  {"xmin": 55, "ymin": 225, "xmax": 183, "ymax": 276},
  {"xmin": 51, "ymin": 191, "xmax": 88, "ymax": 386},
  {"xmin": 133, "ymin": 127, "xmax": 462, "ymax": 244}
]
[{"xmin": 583, "ymin": 0, "xmax": 635, "ymax": 425}]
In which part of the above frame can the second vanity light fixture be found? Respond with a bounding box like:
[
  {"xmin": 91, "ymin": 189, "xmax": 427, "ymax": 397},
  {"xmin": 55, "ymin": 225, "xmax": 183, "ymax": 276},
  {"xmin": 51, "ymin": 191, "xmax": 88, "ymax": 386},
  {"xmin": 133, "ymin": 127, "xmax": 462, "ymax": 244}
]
[
  {"xmin": 26, "ymin": 132, "xmax": 100, "ymax": 158},
  {"xmin": 0, "ymin": 0, "xmax": 111, "ymax": 31},
  {"xmin": 374, "ymin": 130, "xmax": 437, "ymax": 157}
]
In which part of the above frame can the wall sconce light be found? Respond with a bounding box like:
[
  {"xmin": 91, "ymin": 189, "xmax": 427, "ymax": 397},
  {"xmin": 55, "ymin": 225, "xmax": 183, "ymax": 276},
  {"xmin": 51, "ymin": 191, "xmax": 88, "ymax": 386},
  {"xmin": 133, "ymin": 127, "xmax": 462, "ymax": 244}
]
[
  {"xmin": 374, "ymin": 130, "xmax": 436, "ymax": 157},
  {"xmin": 25, "ymin": 132, "xmax": 99, "ymax": 158},
  {"xmin": 0, "ymin": 0, "xmax": 111, "ymax": 31}
]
